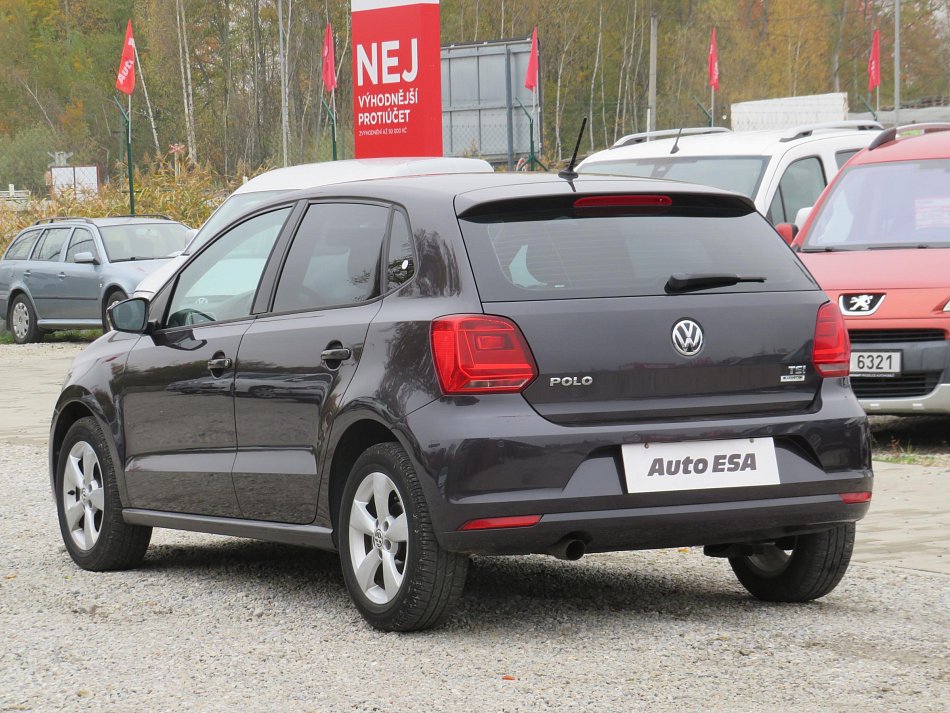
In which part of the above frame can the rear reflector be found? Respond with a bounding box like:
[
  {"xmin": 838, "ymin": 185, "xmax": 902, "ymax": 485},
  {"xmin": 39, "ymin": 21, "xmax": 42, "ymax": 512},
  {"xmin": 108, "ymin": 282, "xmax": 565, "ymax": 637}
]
[
  {"xmin": 431, "ymin": 315, "xmax": 537, "ymax": 394},
  {"xmin": 574, "ymin": 195, "xmax": 673, "ymax": 209},
  {"xmin": 813, "ymin": 302, "xmax": 851, "ymax": 377},
  {"xmin": 840, "ymin": 491, "xmax": 872, "ymax": 504},
  {"xmin": 458, "ymin": 515, "xmax": 542, "ymax": 531}
]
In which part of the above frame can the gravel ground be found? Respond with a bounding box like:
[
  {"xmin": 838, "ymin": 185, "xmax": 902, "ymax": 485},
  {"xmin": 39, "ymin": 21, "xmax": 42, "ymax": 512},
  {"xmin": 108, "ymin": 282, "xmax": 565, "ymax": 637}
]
[{"xmin": 2, "ymin": 440, "xmax": 948, "ymax": 712}]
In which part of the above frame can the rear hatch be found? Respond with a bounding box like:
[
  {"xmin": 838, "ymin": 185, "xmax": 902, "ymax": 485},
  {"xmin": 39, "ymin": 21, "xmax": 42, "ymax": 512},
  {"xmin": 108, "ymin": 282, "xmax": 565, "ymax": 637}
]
[{"xmin": 457, "ymin": 189, "xmax": 827, "ymax": 424}]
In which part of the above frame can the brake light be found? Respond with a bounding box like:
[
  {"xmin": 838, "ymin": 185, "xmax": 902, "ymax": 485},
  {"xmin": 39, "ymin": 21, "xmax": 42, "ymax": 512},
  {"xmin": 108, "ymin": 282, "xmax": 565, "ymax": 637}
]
[
  {"xmin": 813, "ymin": 303, "xmax": 850, "ymax": 377},
  {"xmin": 574, "ymin": 195, "xmax": 673, "ymax": 209},
  {"xmin": 431, "ymin": 315, "xmax": 538, "ymax": 394},
  {"xmin": 458, "ymin": 515, "xmax": 542, "ymax": 531},
  {"xmin": 840, "ymin": 491, "xmax": 871, "ymax": 504}
]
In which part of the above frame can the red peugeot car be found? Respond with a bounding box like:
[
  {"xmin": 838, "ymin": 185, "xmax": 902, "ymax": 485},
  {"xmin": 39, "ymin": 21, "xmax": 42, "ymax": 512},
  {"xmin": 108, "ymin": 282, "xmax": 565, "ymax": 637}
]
[{"xmin": 792, "ymin": 124, "xmax": 950, "ymax": 414}]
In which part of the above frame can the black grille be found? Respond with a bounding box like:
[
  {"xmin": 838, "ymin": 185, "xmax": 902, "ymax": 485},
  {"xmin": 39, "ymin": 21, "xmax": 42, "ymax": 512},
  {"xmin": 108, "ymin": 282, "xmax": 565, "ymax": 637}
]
[
  {"xmin": 848, "ymin": 329, "xmax": 946, "ymax": 344},
  {"xmin": 851, "ymin": 373, "xmax": 940, "ymax": 399}
]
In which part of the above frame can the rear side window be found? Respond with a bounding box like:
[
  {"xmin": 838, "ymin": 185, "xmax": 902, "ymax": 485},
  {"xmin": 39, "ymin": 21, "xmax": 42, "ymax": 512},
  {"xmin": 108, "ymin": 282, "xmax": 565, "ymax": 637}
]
[
  {"xmin": 459, "ymin": 196, "xmax": 816, "ymax": 301},
  {"xmin": 835, "ymin": 150, "xmax": 860, "ymax": 169},
  {"xmin": 32, "ymin": 227, "xmax": 72, "ymax": 262},
  {"xmin": 385, "ymin": 210, "xmax": 415, "ymax": 291},
  {"xmin": 3, "ymin": 231, "xmax": 40, "ymax": 260},
  {"xmin": 273, "ymin": 202, "xmax": 388, "ymax": 312}
]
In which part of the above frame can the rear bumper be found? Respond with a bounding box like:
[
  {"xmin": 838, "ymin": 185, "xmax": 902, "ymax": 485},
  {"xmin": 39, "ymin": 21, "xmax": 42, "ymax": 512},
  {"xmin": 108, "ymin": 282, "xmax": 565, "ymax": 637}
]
[
  {"xmin": 440, "ymin": 495, "xmax": 870, "ymax": 555},
  {"xmin": 399, "ymin": 382, "xmax": 872, "ymax": 555}
]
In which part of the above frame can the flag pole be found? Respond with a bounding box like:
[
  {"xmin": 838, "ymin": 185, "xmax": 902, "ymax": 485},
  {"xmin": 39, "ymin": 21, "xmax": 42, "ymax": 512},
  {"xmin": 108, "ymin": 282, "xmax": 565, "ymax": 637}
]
[
  {"xmin": 133, "ymin": 46, "xmax": 160, "ymax": 154},
  {"xmin": 711, "ymin": 87, "xmax": 715, "ymax": 127}
]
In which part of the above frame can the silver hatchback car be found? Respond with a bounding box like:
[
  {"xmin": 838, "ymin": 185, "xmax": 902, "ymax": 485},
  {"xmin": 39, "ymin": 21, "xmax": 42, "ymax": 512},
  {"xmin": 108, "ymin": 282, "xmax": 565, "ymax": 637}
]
[{"xmin": 0, "ymin": 216, "xmax": 191, "ymax": 343}]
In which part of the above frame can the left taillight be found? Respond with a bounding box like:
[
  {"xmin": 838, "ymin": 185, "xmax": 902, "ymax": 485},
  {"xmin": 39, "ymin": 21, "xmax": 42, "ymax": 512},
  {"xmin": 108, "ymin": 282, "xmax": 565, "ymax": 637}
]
[
  {"xmin": 813, "ymin": 302, "xmax": 850, "ymax": 377},
  {"xmin": 431, "ymin": 315, "xmax": 537, "ymax": 395}
]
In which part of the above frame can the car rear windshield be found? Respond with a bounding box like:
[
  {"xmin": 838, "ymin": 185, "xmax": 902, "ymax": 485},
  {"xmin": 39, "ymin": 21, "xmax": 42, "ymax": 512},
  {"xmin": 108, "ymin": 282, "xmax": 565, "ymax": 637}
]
[
  {"xmin": 458, "ymin": 195, "xmax": 816, "ymax": 301},
  {"xmin": 578, "ymin": 156, "xmax": 769, "ymax": 198},
  {"xmin": 801, "ymin": 159, "xmax": 950, "ymax": 251},
  {"xmin": 99, "ymin": 223, "xmax": 192, "ymax": 262}
]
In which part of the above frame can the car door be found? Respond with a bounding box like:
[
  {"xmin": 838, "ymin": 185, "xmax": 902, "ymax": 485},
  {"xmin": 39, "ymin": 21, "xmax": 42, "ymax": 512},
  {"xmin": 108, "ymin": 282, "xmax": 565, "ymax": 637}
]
[
  {"xmin": 59, "ymin": 227, "xmax": 102, "ymax": 320},
  {"xmin": 26, "ymin": 226, "xmax": 73, "ymax": 319},
  {"xmin": 232, "ymin": 201, "xmax": 394, "ymax": 523},
  {"xmin": 119, "ymin": 206, "xmax": 292, "ymax": 517}
]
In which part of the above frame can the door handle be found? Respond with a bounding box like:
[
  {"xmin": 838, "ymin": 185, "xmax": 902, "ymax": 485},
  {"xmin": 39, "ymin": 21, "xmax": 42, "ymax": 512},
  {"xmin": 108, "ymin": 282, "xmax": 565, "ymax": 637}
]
[
  {"xmin": 207, "ymin": 357, "xmax": 233, "ymax": 371},
  {"xmin": 321, "ymin": 347, "xmax": 351, "ymax": 363},
  {"xmin": 58, "ymin": 272, "xmax": 66, "ymax": 279},
  {"xmin": 23, "ymin": 270, "xmax": 31, "ymax": 278}
]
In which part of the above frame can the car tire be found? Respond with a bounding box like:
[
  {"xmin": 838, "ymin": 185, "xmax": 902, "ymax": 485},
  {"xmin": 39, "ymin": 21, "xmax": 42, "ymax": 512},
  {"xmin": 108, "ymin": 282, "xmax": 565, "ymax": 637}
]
[
  {"xmin": 729, "ymin": 523, "xmax": 855, "ymax": 602},
  {"xmin": 8, "ymin": 294, "xmax": 42, "ymax": 344},
  {"xmin": 55, "ymin": 417, "xmax": 151, "ymax": 571},
  {"xmin": 102, "ymin": 289, "xmax": 128, "ymax": 331},
  {"xmin": 339, "ymin": 442, "xmax": 468, "ymax": 631}
]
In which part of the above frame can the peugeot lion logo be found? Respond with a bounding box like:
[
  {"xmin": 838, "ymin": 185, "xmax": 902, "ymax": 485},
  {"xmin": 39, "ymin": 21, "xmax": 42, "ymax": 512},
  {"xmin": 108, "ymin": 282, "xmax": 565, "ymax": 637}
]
[
  {"xmin": 839, "ymin": 293, "xmax": 885, "ymax": 316},
  {"xmin": 672, "ymin": 319, "xmax": 704, "ymax": 357}
]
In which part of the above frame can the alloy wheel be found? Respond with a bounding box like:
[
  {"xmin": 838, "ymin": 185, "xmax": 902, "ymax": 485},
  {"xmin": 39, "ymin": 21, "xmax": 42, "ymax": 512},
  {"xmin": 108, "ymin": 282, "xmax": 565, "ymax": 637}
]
[
  {"xmin": 62, "ymin": 441, "xmax": 105, "ymax": 550},
  {"xmin": 347, "ymin": 471, "xmax": 409, "ymax": 605}
]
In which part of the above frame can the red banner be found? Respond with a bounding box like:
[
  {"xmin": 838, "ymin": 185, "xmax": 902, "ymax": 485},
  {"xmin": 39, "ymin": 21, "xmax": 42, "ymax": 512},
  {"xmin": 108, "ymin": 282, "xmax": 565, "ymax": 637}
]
[
  {"xmin": 352, "ymin": 0, "xmax": 442, "ymax": 157},
  {"xmin": 867, "ymin": 29, "xmax": 881, "ymax": 92},
  {"xmin": 708, "ymin": 27, "xmax": 719, "ymax": 91},
  {"xmin": 115, "ymin": 20, "xmax": 136, "ymax": 95},
  {"xmin": 322, "ymin": 23, "xmax": 337, "ymax": 92}
]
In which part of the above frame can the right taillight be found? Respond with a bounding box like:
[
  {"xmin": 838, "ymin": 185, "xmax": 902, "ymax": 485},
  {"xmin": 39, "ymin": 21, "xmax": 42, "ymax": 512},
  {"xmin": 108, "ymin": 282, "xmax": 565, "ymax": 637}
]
[
  {"xmin": 813, "ymin": 302, "xmax": 851, "ymax": 377},
  {"xmin": 431, "ymin": 315, "xmax": 537, "ymax": 395}
]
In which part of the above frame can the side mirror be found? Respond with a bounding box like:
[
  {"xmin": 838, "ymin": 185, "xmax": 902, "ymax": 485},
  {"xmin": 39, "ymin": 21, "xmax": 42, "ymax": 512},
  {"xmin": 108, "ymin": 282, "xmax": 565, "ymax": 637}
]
[
  {"xmin": 775, "ymin": 223, "xmax": 799, "ymax": 245},
  {"xmin": 109, "ymin": 297, "xmax": 149, "ymax": 333},
  {"xmin": 74, "ymin": 252, "xmax": 99, "ymax": 265},
  {"xmin": 794, "ymin": 206, "xmax": 813, "ymax": 229}
]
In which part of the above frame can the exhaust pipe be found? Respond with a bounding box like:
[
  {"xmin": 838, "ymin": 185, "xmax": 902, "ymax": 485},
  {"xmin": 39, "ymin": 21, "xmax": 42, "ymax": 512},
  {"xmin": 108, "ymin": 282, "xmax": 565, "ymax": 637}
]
[{"xmin": 547, "ymin": 538, "xmax": 585, "ymax": 561}]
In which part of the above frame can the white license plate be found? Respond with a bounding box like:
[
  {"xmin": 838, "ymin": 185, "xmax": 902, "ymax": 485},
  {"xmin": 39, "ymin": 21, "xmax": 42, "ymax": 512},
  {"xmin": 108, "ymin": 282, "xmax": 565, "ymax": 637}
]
[
  {"xmin": 850, "ymin": 351, "xmax": 901, "ymax": 377},
  {"xmin": 621, "ymin": 438, "xmax": 780, "ymax": 494}
]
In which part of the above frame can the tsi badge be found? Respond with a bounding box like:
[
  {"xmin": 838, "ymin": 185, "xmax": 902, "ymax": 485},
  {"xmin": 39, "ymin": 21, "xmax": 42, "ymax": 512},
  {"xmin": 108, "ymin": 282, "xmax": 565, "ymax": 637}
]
[{"xmin": 549, "ymin": 376, "xmax": 594, "ymax": 387}]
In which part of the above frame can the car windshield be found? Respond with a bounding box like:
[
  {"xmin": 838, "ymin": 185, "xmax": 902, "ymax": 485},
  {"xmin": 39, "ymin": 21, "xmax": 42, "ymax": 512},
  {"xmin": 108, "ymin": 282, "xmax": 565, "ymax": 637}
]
[
  {"xmin": 801, "ymin": 159, "xmax": 950, "ymax": 251},
  {"xmin": 579, "ymin": 156, "xmax": 769, "ymax": 198},
  {"xmin": 99, "ymin": 223, "xmax": 192, "ymax": 262},
  {"xmin": 185, "ymin": 190, "xmax": 287, "ymax": 255}
]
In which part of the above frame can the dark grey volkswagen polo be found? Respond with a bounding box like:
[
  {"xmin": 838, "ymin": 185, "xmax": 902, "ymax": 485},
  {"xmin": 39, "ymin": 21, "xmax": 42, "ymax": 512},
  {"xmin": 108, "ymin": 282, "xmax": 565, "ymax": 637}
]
[{"xmin": 50, "ymin": 172, "xmax": 871, "ymax": 631}]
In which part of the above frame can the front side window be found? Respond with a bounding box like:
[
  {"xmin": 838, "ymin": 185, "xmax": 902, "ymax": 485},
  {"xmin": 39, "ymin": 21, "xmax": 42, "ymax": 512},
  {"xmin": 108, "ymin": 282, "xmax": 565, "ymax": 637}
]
[
  {"xmin": 165, "ymin": 207, "xmax": 290, "ymax": 328},
  {"xmin": 768, "ymin": 156, "xmax": 825, "ymax": 224},
  {"xmin": 33, "ymin": 227, "xmax": 72, "ymax": 262},
  {"xmin": 272, "ymin": 202, "xmax": 388, "ymax": 313},
  {"xmin": 802, "ymin": 159, "xmax": 950, "ymax": 250},
  {"xmin": 3, "ymin": 230, "xmax": 40, "ymax": 260},
  {"xmin": 66, "ymin": 228, "xmax": 100, "ymax": 263}
]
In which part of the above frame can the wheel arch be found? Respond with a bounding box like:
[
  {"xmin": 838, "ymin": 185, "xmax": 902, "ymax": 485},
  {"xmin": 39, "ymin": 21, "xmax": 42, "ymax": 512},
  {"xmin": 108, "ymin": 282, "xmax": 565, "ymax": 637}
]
[
  {"xmin": 325, "ymin": 416, "xmax": 406, "ymax": 545},
  {"xmin": 50, "ymin": 393, "xmax": 127, "ymax": 505}
]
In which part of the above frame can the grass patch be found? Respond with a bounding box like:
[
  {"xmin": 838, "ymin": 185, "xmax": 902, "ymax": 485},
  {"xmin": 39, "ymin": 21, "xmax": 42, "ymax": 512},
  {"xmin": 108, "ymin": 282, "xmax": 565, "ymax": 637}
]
[
  {"xmin": 872, "ymin": 436, "xmax": 938, "ymax": 466},
  {"xmin": 0, "ymin": 329, "xmax": 101, "ymax": 345}
]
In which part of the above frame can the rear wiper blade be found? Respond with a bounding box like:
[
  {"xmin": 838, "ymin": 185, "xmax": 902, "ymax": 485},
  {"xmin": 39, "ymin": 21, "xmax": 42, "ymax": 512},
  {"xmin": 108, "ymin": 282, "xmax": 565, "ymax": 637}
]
[{"xmin": 665, "ymin": 273, "xmax": 765, "ymax": 293}]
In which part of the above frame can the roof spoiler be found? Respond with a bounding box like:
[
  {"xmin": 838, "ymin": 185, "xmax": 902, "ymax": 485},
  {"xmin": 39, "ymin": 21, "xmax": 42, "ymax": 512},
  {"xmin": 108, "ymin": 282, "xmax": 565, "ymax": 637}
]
[
  {"xmin": 868, "ymin": 122, "xmax": 950, "ymax": 151},
  {"xmin": 778, "ymin": 120, "xmax": 883, "ymax": 143},
  {"xmin": 610, "ymin": 127, "xmax": 730, "ymax": 149}
]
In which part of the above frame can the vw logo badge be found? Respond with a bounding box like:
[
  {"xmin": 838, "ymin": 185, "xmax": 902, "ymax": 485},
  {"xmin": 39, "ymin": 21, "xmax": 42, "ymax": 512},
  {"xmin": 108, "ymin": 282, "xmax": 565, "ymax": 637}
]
[{"xmin": 672, "ymin": 319, "xmax": 704, "ymax": 357}]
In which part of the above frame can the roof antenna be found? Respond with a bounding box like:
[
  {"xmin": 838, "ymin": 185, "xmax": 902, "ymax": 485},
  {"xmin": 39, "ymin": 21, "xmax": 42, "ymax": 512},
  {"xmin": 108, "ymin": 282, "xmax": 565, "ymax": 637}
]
[
  {"xmin": 558, "ymin": 117, "xmax": 588, "ymax": 181},
  {"xmin": 669, "ymin": 127, "xmax": 684, "ymax": 154}
]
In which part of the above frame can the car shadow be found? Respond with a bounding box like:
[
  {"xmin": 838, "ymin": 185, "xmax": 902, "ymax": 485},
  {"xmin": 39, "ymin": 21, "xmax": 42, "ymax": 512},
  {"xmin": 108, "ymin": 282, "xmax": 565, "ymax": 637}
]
[{"xmin": 134, "ymin": 539, "xmax": 808, "ymax": 632}]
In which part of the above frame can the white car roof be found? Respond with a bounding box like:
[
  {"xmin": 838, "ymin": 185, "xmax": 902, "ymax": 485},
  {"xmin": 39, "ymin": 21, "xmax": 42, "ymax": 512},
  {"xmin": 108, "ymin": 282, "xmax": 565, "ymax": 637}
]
[
  {"xmin": 579, "ymin": 123, "xmax": 881, "ymax": 165},
  {"xmin": 233, "ymin": 157, "xmax": 494, "ymax": 195}
]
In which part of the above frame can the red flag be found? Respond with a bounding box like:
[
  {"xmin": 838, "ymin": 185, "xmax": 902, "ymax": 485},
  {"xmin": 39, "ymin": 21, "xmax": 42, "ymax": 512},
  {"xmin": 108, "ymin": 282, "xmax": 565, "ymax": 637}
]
[
  {"xmin": 524, "ymin": 27, "xmax": 539, "ymax": 91},
  {"xmin": 115, "ymin": 20, "xmax": 136, "ymax": 95},
  {"xmin": 708, "ymin": 28, "xmax": 719, "ymax": 91},
  {"xmin": 322, "ymin": 23, "xmax": 337, "ymax": 92},
  {"xmin": 867, "ymin": 28, "xmax": 881, "ymax": 92}
]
